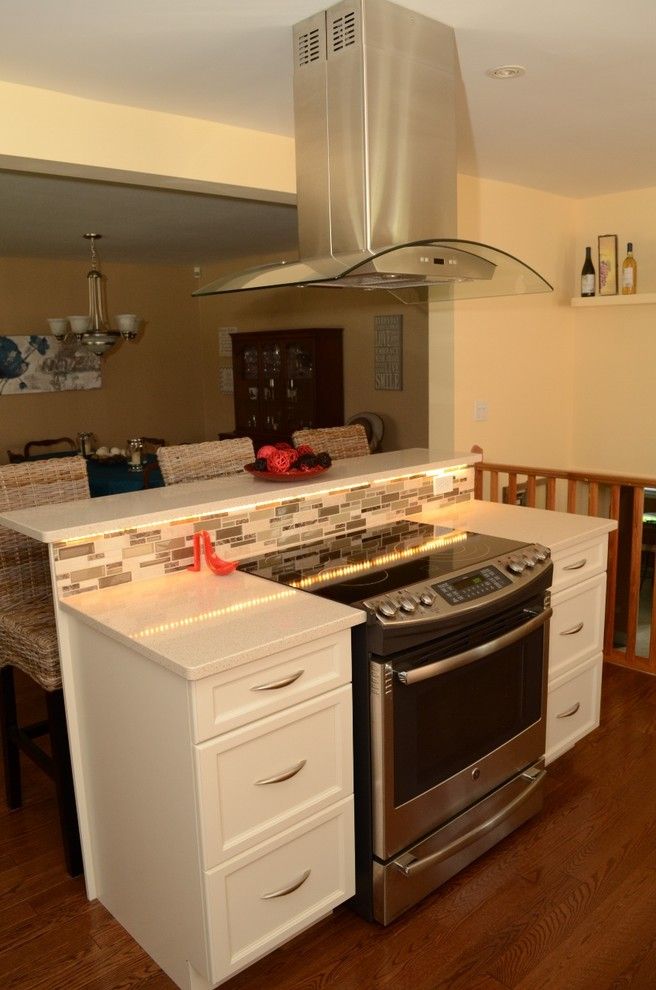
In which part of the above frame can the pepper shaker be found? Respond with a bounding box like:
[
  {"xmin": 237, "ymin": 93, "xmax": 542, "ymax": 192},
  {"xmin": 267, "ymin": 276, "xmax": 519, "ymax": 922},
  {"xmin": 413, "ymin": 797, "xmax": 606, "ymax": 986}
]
[{"xmin": 127, "ymin": 437, "xmax": 144, "ymax": 471}]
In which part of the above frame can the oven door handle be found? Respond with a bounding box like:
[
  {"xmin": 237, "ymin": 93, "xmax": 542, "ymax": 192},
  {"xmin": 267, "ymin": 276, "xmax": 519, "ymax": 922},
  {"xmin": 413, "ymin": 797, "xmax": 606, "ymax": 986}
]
[
  {"xmin": 396, "ymin": 607, "xmax": 553, "ymax": 685},
  {"xmin": 393, "ymin": 767, "xmax": 546, "ymax": 878}
]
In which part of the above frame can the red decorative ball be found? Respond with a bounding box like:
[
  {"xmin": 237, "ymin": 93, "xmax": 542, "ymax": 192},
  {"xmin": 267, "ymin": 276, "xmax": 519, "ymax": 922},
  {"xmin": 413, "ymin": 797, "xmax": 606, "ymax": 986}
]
[
  {"xmin": 274, "ymin": 442, "xmax": 293, "ymax": 450},
  {"xmin": 256, "ymin": 445, "xmax": 277, "ymax": 459},
  {"xmin": 267, "ymin": 449, "xmax": 294, "ymax": 473},
  {"xmin": 295, "ymin": 444, "xmax": 314, "ymax": 456}
]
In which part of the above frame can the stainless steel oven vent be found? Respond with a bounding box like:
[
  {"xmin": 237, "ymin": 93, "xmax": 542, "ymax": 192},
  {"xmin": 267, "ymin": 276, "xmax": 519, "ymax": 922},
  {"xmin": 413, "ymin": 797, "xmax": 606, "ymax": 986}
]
[{"xmin": 194, "ymin": 0, "xmax": 552, "ymax": 299}]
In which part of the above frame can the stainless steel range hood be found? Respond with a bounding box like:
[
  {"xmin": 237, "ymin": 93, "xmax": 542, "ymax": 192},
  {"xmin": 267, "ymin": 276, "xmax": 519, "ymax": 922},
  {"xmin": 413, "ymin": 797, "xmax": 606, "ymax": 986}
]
[{"xmin": 194, "ymin": 0, "xmax": 552, "ymax": 299}]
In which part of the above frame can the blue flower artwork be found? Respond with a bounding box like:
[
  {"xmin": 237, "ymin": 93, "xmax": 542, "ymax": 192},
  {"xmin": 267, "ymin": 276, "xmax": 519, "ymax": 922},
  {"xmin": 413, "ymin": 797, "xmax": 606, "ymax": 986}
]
[{"xmin": 0, "ymin": 335, "xmax": 101, "ymax": 394}]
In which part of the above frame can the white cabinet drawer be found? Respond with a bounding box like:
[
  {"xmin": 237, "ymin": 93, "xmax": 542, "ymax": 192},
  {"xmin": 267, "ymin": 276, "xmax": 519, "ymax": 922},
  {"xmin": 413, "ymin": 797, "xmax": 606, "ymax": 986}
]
[
  {"xmin": 550, "ymin": 537, "xmax": 608, "ymax": 593},
  {"xmin": 545, "ymin": 655, "xmax": 602, "ymax": 764},
  {"xmin": 204, "ymin": 798, "xmax": 354, "ymax": 984},
  {"xmin": 190, "ymin": 630, "xmax": 351, "ymax": 742},
  {"xmin": 549, "ymin": 573, "xmax": 606, "ymax": 681},
  {"xmin": 195, "ymin": 685, "xmax": 353, "ymax": 867}
]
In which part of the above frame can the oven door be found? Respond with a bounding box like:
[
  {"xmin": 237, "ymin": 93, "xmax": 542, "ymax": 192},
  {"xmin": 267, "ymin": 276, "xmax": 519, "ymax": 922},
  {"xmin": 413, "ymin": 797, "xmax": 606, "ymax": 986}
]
[{"xmin": 370, "ymin": 599, "xmax": 551, "ymax": 860}]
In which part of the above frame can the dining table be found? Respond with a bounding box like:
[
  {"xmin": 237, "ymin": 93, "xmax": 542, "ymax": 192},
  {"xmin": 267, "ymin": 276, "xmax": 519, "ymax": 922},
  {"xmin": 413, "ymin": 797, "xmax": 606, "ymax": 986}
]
[{"xmin": 85, "ymin": 454, "xmax": 163, "ymax": 497}]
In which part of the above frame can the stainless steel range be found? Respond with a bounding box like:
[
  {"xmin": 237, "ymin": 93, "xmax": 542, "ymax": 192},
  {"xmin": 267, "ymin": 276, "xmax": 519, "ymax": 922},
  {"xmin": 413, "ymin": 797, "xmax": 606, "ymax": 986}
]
[{"xmin": 241, "ymin": 520, "xmax": 553, "ymax": 924}]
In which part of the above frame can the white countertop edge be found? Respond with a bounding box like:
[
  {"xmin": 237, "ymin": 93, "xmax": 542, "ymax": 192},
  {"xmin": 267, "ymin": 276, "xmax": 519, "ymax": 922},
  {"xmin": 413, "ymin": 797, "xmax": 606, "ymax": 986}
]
[
  {"xmin": 0, "ymin": 448, "xmax": 478, "ymax": 544},
  {"xmin": 418, "ymin": 500, "xmax": 616, "ymax": 552},
  {"xmin": 59, "ymin": 570, "xmax": 365, "ymax": 681}
]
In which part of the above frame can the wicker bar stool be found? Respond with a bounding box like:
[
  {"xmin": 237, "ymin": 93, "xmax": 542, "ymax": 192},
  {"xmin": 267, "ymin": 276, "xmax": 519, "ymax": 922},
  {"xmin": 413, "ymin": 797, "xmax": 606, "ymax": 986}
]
[
  {"xmin": 0, "ymin": 457, "xmax": 90, "ymax": 876},
  {"xmin": 292, "ymin": 424, "xmax": 371, "ymax": 460},
  {"xmin": 158, "ymin": 438, "xmax": 255, "ymax": 485}
]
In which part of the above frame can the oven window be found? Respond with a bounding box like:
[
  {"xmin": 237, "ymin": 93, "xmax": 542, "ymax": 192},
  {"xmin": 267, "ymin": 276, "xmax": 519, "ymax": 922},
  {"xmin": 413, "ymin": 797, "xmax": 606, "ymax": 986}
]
[{"xmin": 393, "ymin": 627, "xmax": 544, "ymax": 807}]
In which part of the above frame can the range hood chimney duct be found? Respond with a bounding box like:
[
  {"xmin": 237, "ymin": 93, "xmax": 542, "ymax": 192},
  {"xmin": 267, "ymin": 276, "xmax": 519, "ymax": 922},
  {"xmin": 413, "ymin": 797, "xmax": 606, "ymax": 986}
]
[{"xmin": 194, "ymin": 0, "xmax": 552, "ymax": 299}]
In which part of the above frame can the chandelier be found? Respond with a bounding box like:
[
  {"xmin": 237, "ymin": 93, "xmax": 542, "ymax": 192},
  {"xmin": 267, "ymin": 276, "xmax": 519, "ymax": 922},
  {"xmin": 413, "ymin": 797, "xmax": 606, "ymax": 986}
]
[{"xmin": 47, "ymin": 233, "xmax": 141, "ymax": 356}]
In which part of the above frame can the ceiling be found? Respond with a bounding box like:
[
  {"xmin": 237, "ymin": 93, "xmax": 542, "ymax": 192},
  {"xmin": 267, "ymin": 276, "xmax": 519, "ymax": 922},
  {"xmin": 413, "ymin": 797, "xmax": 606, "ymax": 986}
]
[{"xmin": 2, "ymin": 0, "xmax": 656, "ymax": 264}]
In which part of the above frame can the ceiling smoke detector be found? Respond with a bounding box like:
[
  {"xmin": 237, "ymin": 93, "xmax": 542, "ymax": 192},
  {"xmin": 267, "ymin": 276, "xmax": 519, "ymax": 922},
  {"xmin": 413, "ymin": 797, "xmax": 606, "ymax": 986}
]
[{"xmin": 486, "ymin": 64, "xmax": 526, "ymax": 80}]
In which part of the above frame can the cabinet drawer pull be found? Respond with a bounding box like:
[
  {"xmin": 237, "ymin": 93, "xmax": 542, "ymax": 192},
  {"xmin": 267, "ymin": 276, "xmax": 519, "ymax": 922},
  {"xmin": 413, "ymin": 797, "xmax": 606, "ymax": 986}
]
[
  {"xmin": 563, "ymin": 559, "xmax": 587, "ymax": 571},
  {"xmin": 560, "ymin": 622, "xmax": 584, "ymax": 636},
  {"xmin": 255, "ymin": 759, "xmax": 307, "ymax": 786},
  {"xmin": 251, "ymin": 669, "xmax": 304, "ymax": 692},
  {"xmin": 261, "ymin": 868, "xmax": 311, "ymax": 900},
  {"xmin": 556, "ymin": 701, "xmax": 581, "ymax": 719}
]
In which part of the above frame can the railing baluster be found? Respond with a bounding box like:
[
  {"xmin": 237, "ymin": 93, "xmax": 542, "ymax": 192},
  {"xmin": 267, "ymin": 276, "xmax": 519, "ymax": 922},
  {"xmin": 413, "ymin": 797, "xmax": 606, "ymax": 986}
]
[
  {"xmin": 546, "ymin": 477, "xmax": 556, "ymax": 510},
  {"xmin": 588, "ymin": 482, "xmax": 599, "ymax": 517},
  {"xmin": 604, "ymin": 485, "xmax": 621, "ymax": 660},
  {"xmin": 507, "ymin": 473, "xmax": 518, "ymax": 505},
  {"xmin": 624, "ymin": 486, "xmax": 645, "ymax": 665},
  {"xmin": 490, "ymin": 470, "xmax": 499, "ymax": 503},
  {"xmin": 526, "ymin": 475, "xmax": 537, "ymax": 507}
]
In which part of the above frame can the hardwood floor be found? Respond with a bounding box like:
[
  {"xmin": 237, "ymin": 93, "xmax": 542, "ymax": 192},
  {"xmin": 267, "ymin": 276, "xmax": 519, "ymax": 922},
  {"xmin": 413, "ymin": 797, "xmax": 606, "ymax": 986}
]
[{"xmin": 2, "ymin": 663, "xmax": 656, "ymax": 989}]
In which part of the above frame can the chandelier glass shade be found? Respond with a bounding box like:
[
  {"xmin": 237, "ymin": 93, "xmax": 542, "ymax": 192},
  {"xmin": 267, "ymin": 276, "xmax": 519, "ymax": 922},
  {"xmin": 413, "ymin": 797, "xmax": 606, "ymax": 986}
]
[{"xmin": 47, "ymin": 234, "xmax": 141, "ymax": 356}]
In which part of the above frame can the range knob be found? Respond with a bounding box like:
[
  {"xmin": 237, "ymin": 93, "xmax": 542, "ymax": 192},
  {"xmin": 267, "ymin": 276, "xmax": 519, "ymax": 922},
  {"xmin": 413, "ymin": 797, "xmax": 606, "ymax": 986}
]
[
  {"xmin": 522, "ymin": 555, "xmax": 537, "ymax": 569},
  {"xmin": 533, "ymin": 544, "xmax": 550, "ymax": 562},
  {"xmin": 507, "ymin": 557, "xmax": 526, "ymax": 575},
  {"xmin": 377, "ymin": 599, "xmax": 397, "ymax": 619},
  {"xmin": 399, "ymin": 597, "xmax": 417, "ymax": 614},
  {"xmin": 419, "ymin": 590, "xmax": 436, "ymax": 607}
]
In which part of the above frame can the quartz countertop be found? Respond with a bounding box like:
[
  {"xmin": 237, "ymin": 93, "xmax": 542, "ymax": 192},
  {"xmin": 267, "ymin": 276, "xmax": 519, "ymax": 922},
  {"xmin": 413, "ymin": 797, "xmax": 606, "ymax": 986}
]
[
  {"xmin": 60, "ymin": 568, "xmax": 365, "ymax": 680},
  {"xmin": 417, "ymin": 500, "xmax": 616, "ymax": 553},
  {"xmin": 0, "ymin": 448, "xmax": 477, "ymax": 544}
]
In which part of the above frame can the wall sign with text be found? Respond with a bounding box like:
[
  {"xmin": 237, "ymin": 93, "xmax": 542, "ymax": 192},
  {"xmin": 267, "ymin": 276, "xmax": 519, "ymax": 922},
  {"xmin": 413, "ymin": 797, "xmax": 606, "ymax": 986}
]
[{"xmin": 374, "ymin": 315, "xmax": 403, "ymax": 390}]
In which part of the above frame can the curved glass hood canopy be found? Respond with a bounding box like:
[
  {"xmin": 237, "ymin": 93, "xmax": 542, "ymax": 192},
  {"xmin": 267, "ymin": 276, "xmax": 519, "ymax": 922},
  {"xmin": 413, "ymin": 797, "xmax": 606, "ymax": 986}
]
[
  {"xmin": 194, "ymin": 0, "xmax": 552, "ymax": 302},
  {"xmin": 193, "ymin": 239, "xmax": 552, "ymax": 298}
]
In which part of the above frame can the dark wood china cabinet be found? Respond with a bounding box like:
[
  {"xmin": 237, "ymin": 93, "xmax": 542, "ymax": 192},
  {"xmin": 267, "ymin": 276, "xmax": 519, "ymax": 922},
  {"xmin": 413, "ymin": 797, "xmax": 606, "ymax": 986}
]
[{"xmin": 229, "ymin": 328, "xmax": 343, "ymax": 448}]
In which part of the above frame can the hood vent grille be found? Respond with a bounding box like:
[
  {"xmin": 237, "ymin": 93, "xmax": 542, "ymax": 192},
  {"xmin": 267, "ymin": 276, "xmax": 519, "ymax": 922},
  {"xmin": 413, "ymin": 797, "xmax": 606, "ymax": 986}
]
[
  {"xmin": 193, "ymin": 0, "xmax": 552, "ymax": 300},
  {"xmin": 297, "ymin": 26, "xmax": 322, "ymax": 66},
  {"xmin": 331, "ymin": 9, "xmax": 357, "ymax": 52}
]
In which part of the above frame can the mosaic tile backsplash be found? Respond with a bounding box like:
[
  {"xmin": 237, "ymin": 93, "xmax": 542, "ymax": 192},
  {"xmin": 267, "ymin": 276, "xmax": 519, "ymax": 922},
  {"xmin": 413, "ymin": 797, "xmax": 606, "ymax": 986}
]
[{"xmin": 53, "ymin": 466, "xmax": 474, "ymax": 598}]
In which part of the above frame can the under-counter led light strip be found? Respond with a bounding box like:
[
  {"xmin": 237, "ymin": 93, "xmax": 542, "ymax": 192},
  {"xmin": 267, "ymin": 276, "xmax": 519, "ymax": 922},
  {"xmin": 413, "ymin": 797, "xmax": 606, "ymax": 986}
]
[
  {"xmin": 289, "ymin": 529, "xmax": 467, "ymax": 590},
  {"xmin": 58, "ymin": 466, "xmax": 468, "ymax": 547},
  {"xmin": 134, "ymin": 588, "xmax": 296, "ymax": 638}
]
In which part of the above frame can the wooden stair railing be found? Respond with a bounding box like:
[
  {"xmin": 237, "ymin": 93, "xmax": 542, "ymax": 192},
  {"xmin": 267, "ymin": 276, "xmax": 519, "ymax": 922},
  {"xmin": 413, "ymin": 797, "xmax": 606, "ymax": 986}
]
[{"xmin": 474, "ymin": 457, "xmax": 656, "ymax": 674}]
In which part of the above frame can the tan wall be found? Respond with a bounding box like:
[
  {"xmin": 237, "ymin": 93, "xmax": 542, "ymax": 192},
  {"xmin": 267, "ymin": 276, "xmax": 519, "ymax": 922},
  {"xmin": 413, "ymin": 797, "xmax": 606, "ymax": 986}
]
[
  {"xmin": 572, "ymin": 187, "xmax": 656, "ymax": 476},
  {"xmin": 195, "ymin": 260, "xmax": 429, "ymax": 452},
  {"xmin": 430, "ymin": 175, "xmax": 578, "ymax": 468},
  {"xmin": 0, "ymin": 256, "xmax": 204, "ymax": 461}
]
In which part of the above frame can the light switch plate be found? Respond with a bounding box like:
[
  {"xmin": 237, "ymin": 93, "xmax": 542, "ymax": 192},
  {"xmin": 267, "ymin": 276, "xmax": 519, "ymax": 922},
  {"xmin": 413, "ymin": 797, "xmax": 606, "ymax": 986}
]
[{"xmin": 433, "ymin": 474, "xmax": 454, "ymax": 495}]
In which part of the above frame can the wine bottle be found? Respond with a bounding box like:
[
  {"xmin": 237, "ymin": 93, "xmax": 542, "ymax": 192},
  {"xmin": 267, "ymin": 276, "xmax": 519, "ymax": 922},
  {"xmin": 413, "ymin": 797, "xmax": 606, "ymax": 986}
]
[
  {"xmin": 622, "ymin": 242, "xmax": 637, "ymax": 295},
  {"xmin": 581, "ymin": 246, "xmax": 595, "ymax": 297}
]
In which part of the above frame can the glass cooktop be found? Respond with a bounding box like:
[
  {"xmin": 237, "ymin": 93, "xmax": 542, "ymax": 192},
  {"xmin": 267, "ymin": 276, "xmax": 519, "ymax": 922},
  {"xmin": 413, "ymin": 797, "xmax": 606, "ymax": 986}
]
[{"xmin": 239, "ymin": 520, "xmax": 530, "ymax": 607}]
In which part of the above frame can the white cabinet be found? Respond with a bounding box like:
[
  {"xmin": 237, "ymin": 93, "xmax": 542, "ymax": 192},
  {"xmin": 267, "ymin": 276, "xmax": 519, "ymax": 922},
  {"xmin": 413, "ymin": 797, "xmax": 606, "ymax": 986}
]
[
  {"xmin": 545, "ymin": 535, "xmax": 608, "ymax": 763},
  {"xmin": 67, "ymin": 621, "xmax": 355, "ymax": 990}
]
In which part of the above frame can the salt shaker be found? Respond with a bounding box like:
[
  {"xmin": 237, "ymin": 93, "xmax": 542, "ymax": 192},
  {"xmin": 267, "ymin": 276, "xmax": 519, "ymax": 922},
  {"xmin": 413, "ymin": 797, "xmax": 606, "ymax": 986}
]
[
  {"xmin": 127, "ymin": 437, "xmax": 144, "ymax": 471},
  {"xmin": 77, "ymin": 432, "xmax": 94, "ymax": 457}
]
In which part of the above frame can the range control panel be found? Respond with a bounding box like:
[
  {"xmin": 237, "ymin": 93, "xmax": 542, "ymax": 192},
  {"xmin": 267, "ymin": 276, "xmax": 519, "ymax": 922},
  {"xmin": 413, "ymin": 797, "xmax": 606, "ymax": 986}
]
[{"xmin": 363, "ymin": 543, "xmax": 551, "ymax": 627}]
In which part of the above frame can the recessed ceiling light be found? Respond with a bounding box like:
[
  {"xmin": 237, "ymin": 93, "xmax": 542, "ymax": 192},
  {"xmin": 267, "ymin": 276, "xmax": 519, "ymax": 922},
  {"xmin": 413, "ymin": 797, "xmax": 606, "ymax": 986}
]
[{"xmin": 486, "ymin": 65, "xmax": 526, "ymax": 80}]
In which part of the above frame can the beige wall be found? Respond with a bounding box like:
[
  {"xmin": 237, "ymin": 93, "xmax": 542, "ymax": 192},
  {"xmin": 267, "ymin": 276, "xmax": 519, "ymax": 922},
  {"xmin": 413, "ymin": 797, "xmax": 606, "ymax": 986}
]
[
  {"xmin": 571, "ymin": 187, "xmax": 656, "ymax": 475},
  {"xmin": 429, "ymin": 175, "xmax": 577, "ymax": 467},
  {"xmin": 0, "ymin": 257, "xmax": 204, "ymax": 461},
  {"xmin": 0, "ymin": 81, "xmax": 295, "ymax": 202},
  {"xmin": 195, "ymin": 259, "xmax": 429, "ymax": 452}
]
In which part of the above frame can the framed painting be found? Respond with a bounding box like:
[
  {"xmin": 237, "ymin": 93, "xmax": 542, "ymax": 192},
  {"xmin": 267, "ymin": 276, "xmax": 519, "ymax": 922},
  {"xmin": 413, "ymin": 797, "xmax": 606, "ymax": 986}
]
[
  {"xmin": 598, "ymin": 234, "xmax": 618, "ymax": 296},
  {"xmin": 0, "ymin": 335, "xmax": 101, "ymax": 395}
]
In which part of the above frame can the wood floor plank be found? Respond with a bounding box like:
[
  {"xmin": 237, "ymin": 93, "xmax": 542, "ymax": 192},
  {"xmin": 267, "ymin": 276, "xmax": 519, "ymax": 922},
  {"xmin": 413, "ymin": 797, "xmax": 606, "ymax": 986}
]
[{"xmin": 2, "ymin": 663, "xmax": 656, "ymax": 989}]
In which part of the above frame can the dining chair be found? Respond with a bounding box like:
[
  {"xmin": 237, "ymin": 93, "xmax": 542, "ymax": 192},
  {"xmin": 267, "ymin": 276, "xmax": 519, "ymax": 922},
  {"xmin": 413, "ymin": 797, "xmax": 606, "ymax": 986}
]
[
  {"xmin": 292, "ymin": 424, "xmax": 371, "ymax": 460},
  {"xmin": 141, "ymin": 437, "xmax": 166, "ymax": 454},
  {"xmin": 23, "ymin": 437, "xmax": 77, "ymax": 459},
  {"xmin": 157, "ymin": 437, "xmax": 255, "ymax": 485},
  {"xmin": 0, "ymin": 456, "xmax": 90, "ymax": 876}
]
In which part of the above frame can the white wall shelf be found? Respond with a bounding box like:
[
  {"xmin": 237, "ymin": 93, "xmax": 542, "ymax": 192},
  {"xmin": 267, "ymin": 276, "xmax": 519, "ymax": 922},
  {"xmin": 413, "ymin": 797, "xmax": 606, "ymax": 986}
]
[{"xmin": 571, "ymin": 293, "xmax": 656, "ymax": 307}]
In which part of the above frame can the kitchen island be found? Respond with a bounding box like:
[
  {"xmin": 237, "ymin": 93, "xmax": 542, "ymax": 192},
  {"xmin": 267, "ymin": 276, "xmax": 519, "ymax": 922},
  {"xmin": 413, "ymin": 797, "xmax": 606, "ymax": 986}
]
[{"xmin": 0, "ymin": 448, "xmax": 616, "ymax": 989}]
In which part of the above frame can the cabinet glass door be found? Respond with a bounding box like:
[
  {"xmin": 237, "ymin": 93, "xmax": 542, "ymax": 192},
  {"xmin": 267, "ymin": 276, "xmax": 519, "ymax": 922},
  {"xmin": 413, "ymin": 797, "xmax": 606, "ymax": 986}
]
[
  {"xmin": 285, "ymin": 340, "xmax": 316, "ymax": 432},
  {"xmin": 234, "ymin": 343, "xmax": 261, "ymax": 432},
  {"xmin": 261, "ymin": 343, "xmax": 284, "ymax": 435}
]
